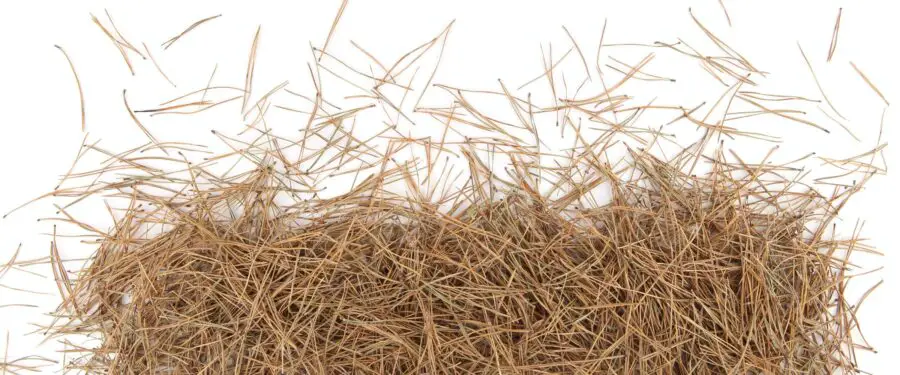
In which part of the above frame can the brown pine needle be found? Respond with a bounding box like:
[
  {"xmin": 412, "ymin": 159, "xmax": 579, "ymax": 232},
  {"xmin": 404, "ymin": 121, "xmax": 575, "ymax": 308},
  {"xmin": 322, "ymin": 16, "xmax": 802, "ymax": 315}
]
[
  {"xmin": 142, "ymin": 43, "xmax": 177, "ymax": 87},
  {"xmin": 798, "ymin": 43, "xmax": 846, "ymax": 120},
  {"xmin": 242, "ymin": 26, "xmax": 261, "ymax": 113},
  {"xmin": 562, "ymin": 25, "xmax": 592, "ymax": 80},
  {"xmin": 518, "ymin": 47, "xmax": 574, "ymax": 90},
  {"xmin": 55, "ymin": 133, "xmax": 92, "ymax": 190},
  {"xmin": 201, "ymin": 64, "xmax": 218, "ymax": 102},
  {"xmin": 319, "ymin": 0, "xmax": 349, "ymax": 62},
  {"xmin": 54, "ymin": 45, "xmax": 85, "ymax": 132},
  {"xmin": 104, "ymin": 9, "xmax": 145, "ymax": 59},
  {"xmin": 595, "ymin": 18, "xmax": 608, "ymax": 75},
  {"xmin": 718, "ymin": 0, "xmax": 733, "ymax": 27},
  {"xmin": 91, "ymin": 13, "xmax": 135, "ymax": 75},
  {"xmin": 738, "ymin": 95, "xmax": 830, "ymax": 133},
  {"xmin": 818, "ymin": 106, "xmax": 860, "ymax": 142},
  {"xmin": 123, "ymin": 89, "xmax": 168, "ymax": 155},
  {"xmin": 161, "ymin": 14, "xmax": 222, "ymax": 50},
  {"xmin": 0, "ymin": 304, "xmax": 38, "ymax": 309},
  {"xmin": 850, "ymin": 61, "xmax": 890, "ymax": 106},
  {"xmin": 413, "ymin": 21, "xmax": 455, "ymax": 110},
  {"xmin": 0, "ymin": 244, "xmax": 20, "ymax": 280},
  {"xmin": 827, "ymin": 8, "xmax": 842, "ymax": 62}
]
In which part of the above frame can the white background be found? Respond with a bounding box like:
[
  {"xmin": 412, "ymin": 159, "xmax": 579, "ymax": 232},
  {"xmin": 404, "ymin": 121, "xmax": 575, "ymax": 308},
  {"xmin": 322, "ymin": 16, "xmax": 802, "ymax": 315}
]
[{"xmin": 0, "ymin": 0, "xmax": 897, "ymax": 372}]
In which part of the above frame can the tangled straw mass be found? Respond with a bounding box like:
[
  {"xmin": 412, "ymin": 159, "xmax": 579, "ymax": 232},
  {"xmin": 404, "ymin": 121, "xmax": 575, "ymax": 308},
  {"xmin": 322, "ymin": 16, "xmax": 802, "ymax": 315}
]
[{"xmin": 0, "ymin": 3, "xmax": 888, "ymax": 374}]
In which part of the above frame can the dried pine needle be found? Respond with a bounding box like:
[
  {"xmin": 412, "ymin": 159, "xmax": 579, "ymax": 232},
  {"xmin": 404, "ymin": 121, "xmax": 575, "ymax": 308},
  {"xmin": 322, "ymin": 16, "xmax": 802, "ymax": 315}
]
[
  {"xmin": 123, "ymin": 89, "xmax": 168, "ymax": 155},
  {"xmin": 241, "ymin": 26, "xmax": 261, "ymax": 113},
  {"xmin": 850, "ymin": 61, "xmax": 890, "ymax": 106},
  {"xmin": 413, "ymin": 21, "xmax": 454, "ymax": 110},
  {"xmin": 54, "ymin": 45, "xmax": 85, "ymax": 131},
  {"xmin": 91, "ymin": 13, "xmax": 136, "ymax": 75},
  {"xmin": 319, "ymin": 0, "xmax": 349, "ymax": 62},
  {"xmin": 104, "ymin": 9, "xmax": 145, "ymax": 59},
  {"xmin": 818, "ymin": 106, "xmax": 861, "ymax": 142},
  {"xmin": 798, "ymin": 43, "xmax": 847, "ymax": 120},
  {"xmin": 718, "ymin": 0, "xmax": 732, "ymax": 27},
  {"xmin": 0, "ymin": 332, "xmax": 56, "ymax": 373},
  {"xmin": 161, "ymin": 14, "xmax": 222, "ymax": 50},
  {"xmin": 828, "ymin": 8, "xmax": 842, "ymax": 62},
  {"xmin": 201, "ymin": 64, "xmax": 218, "ymax": 102},
  {"xmin": 562, "ymin": 25, "xmax": 592, "ymax": 80},
  {"xmin": 142, "ymin": 42, "xmax": 176, "ymax": 87},
  {"xmin": 518, "ymin": 46, "xmax": 574, "ymax": 90}
]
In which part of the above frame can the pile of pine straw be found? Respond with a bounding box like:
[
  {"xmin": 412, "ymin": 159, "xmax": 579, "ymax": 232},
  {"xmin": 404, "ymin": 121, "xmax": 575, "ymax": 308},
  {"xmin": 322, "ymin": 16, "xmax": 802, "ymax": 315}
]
[{"xmin": 4, "ymin": 5, "xmax": 888, "ymax": 375}]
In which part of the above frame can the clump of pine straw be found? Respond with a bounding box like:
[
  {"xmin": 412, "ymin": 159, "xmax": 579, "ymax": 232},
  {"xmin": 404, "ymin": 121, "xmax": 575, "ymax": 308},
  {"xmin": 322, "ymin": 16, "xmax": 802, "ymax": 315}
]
[
  {"xmin": 46, "ymin": 146, "xmax": 875, "ymax": 373},
  {"xmin": 17, "ymin": 5, "xmax": 884, "ymax": 375}
]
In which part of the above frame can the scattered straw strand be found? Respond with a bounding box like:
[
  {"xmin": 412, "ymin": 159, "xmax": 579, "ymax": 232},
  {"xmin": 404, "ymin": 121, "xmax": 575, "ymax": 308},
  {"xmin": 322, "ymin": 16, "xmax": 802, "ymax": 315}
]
[
  {"xmin": 161, "ymin": 14, "xmax": 222, "ymax": 50},
  {"xmin": 798, "ymin": 43, "xmax": 846, "ymax": 120},
  {"xmin": 850, "ymin": 61, "xmax": 890, "ymax": 106},
  {"xmin": 827, "ymin": 8, "xmax": 842, "ymax": 62},
  {"xmin": 319, "ymin": 0, "xmax": 349, "ymax": 62},
  {"xmin": 241, "ymin": 26, "xmax": 261, "ymax": 113},
  {"xmin": 54, "ymin": 45, "xmax": 85, "ymax": 132}
]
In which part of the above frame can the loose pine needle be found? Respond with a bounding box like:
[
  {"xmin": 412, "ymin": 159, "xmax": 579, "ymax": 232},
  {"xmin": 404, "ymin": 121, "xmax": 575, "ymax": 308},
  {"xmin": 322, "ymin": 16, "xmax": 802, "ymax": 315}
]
[
  {"xmin": 91, "ymin": 13, "xmax": 136, "ymax": 75},
  {"xmin": 241, "ymin": 26, "xmax": 261, "ymax": 113},
  {"xmin": 142, "ymin": 42, "xmax": 177, "ymax": 87},
  {"xmin": 123, "ymin": 89, "xmax": 168, "ymax": 155},
  {"xmin": 104, "ymin": 9, "xmax": 145, "ymax": 59},
  {"xmin": 850, "ymin": 61, "xmax": 890, "ymax": 106},
  {"xmin": 827, "ymin": 8, "xmax": 842, "ymax": 62},
  {"xmin": 54, "ymin": 45, "xmax": 85, "ymax": 132},
  {"xmin": 562, "ymin": 25, "xmax": 592, "ymax": 80},
  {"xmin": 319, "ymin": 0, "xmax": 349, "ymax": 62},
  {"xmin": 798, "ymin": 43, "xmax": 847, "ymax": 120},
  {"xmin": 161, "ymin": 14, "xmax": 222, "ymax": 50},
  {"xmin": 718, "ymin": 0, "xmax": 733, "ymax": 27}
]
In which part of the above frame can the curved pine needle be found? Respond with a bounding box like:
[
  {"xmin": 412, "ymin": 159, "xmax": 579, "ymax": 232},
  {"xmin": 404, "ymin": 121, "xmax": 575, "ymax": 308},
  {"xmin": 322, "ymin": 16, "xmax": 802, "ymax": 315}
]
[
  {"xmin": 104, "ymin": 9, "xmax": 145, "ymax": 59},
  {"xmin": 142, "ymin": 42, "xmax": 176, "ymax": 87},
  {"xmin": 798, "ymin": 43, "xmax": 847, "ymax": 120},
  {"xmin": 718, "ymin": 0, "xmax": 732, "ymax": 27},
  {"xmin": 827, "ymin": 8, "xmax": 842, "ymax": 62},
  {"xmin": 818, "ymin": 106, "xmax": 860, "ymax": 142},
  {"xmin": 54, "ymin": 45, "xmax": 86, "ymax": 132},
  {"xmin": 91, "ymin": 13, "xmax": 135, "ymax": 75},
  {"xmin": 562, "ymin": 25, "xmax": 592, "ymax": 80},
  {"xmin": 161, "ymin": 14, "xmax": 222, "ymax": 50},
  {"xmin": 241, "ymin": 26, "xmax": 261, "ymax": 113},
  {"xmin": 123, "ymin": 89, "xmax": 168, "ymax": 155}
]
